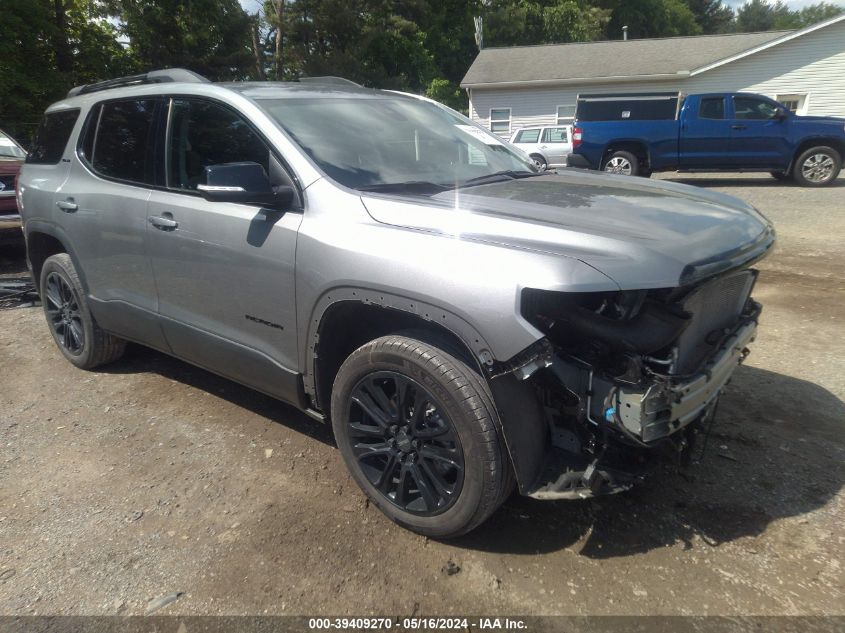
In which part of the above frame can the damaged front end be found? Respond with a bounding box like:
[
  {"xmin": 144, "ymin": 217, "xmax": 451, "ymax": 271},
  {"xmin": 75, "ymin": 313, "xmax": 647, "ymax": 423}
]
[{"xmin": 501, "ymin": 268, "xmax": 761, "ymax": 500}]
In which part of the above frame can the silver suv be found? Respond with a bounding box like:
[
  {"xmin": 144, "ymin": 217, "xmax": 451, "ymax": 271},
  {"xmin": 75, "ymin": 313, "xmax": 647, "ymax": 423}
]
[{"xmin": 18, "ymin": 69, "xmax": 774, "ymax": 537}]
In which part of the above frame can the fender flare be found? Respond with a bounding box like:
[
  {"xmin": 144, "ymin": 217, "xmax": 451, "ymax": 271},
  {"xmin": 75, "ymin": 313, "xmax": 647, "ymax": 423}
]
[
  {"xmin": 303, "ymin": 286, "xmax": 550, "ymax": 494},
  {"xmin": 24, "ymin": 220, "xmax": 89, "ymax": 295}
]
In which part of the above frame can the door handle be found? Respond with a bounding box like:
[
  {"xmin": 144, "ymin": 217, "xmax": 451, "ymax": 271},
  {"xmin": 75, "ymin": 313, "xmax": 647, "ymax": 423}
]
[
  {"xmin": 731, "ymin": 124, "xmax": 747, "ymax": 130},
  {"xmin": 149, "ymin": 214, "xmax": 178, "ymax": 230},
  {"xmin": 56, "ymin": 199, "xmax": 78, "ymax": 213}
]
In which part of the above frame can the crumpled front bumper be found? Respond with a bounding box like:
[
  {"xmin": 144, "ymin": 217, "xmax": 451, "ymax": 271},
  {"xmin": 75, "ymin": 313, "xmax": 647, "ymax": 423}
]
[
  {"xmin": 525, "ymin": 308, "xmax": 759, "ymax": 500},
  {"xmin": 609, "ymin": 316, "xmax": 757, "ymax": 443}
]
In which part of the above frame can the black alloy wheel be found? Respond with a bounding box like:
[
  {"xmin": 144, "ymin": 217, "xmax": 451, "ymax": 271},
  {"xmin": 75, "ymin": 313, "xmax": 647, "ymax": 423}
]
[
  {"xmin": 44, "ymin": 271, "xmax": 85, "ymax": 355},
  {"xmin": 347, "ymin": 371, "xmax": 464, "ymax": 515}
]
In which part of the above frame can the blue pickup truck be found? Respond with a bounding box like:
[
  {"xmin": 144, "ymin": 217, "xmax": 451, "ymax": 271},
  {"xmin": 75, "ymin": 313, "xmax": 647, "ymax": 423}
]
[{"xmin": 566, "ymin": 92, "xmax": 845, "ymax": 186}]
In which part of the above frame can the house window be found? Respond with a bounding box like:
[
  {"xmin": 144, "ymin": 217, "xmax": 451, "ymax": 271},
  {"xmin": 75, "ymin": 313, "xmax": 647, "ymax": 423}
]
[
  {"xmin": 556, "ymin": 104, "xmax": 576, "ymax": 124},
  {"xmin": 490, "ymin": 108, "xmax": 511, "ymax": 134},
  {"xmin": 776, "ymin": 93, "xmax": 807, "ymax": 115}
]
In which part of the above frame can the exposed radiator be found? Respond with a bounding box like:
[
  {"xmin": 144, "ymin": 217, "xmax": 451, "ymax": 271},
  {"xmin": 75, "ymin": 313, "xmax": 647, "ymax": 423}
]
[{"xmin": 674, "ymin": 269, "xmax": 757, "ymax": 374}]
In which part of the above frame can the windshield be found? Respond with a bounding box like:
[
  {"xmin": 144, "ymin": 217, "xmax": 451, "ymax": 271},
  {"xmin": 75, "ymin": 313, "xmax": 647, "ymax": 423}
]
[
  {"xmin": 0, "ymin": 131, "xmax": 26, "ymax": 160},
  {"xmin": 258, "ymin": 95, "xmax": 537, "ymax": 192}
]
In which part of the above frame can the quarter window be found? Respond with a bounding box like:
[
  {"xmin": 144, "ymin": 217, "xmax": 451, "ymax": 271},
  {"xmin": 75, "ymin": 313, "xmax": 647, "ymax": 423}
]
[
  {"xmin": 86, "ymin": 99, "xmax": 158, "ymax": 184},
  {"xmin": 167, "ymin": 99, "xmax": 270, "ymax": 190},
  {"xmin": 541, "ymin": 127, "xmax": 568, "ymax": 143},
  {"xmin": 556, "ymin": 104, "xmax": 576, "ymax": 124},
  {"xmin": 699, "ymin": 97, "xmax": 725, "ymax": 120},
  {"xmin": 733, "ymin": 97, "xmax": 779, "ymax": 120},
  {"xmin": 489, "ymin": 108, "xmax": 511, "ymax": 134},
  {"xmin": 27, "ymin": 109, "xmax": 80, "ymax": 165}
]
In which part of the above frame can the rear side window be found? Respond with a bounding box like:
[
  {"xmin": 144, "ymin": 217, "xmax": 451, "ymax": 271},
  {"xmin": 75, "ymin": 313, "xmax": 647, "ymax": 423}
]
[
  {"xmin": 91, "ymin": 99, "xmax": 158, "ymax": 184},
  {"xmin": 27, "ymin": 110, "xmax": 80, "ymax": 164},
  {"xmin": 514, "ymin": 129, "xmax": 540, "ymax": 143},
  {"xmin": 699, "ymin": 97, "xmax": 725, "ymax": 120},
  {"xmin": 541, "ymin": 127, "xmax": 568, "ymax": 143}
]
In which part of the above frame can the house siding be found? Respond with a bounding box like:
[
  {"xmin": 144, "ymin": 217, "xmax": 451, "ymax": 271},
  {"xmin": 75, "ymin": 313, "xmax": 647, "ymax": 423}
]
[{"xmin": 469, "ymin": 19, "xmax": 845, "ymax": 136}]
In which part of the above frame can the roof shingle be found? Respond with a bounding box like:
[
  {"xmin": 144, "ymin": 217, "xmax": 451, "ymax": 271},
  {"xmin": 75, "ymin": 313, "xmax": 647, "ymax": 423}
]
[{"xmin": 460, "ymin": 30, "xmax": 791, "ymax": 87}]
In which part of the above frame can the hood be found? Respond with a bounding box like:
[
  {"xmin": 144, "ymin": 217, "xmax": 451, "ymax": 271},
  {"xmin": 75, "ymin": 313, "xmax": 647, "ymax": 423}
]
[{"xmin": 361, "ymin": 170, "xmax": 774, "ymax": 290}]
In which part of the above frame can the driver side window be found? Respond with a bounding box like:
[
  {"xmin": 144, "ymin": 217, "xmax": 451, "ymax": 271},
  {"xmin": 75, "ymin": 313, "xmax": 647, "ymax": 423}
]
[
  {"xmin": 732, "ymin": 97, "xmax": 778, "ymax": 120},
  {"xmin": 167, "ymin": 99, "xmax": 270, "ymax": 191}
]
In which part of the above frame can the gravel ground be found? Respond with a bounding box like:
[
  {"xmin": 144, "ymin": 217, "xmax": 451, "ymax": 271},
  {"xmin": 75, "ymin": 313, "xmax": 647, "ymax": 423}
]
[{"xmin": 0, "ymin": 173, "xmax": 843, "ymax": 617}]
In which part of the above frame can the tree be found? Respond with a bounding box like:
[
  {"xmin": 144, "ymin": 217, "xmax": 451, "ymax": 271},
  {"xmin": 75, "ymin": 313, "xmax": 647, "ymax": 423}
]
[
  {"xmin": 483, "ymin": 0, "xmax": 611, "ymax": 46},
  {"xmin": 731, "ymin": 0, "xmax": 842, "ymax": 32},
  {"xmin": 599, "ymin": 0, "xmax": 701, "ymax": 39},
  {"xmin": 685, "ymin": 0, "xmax": 735, "ymax": 33},
  {"xmin": 0, "ymin": 0, "xmax": 131, "ymax": 144},
  {"xmin": 106, "ymin": 0, "xmax": 255, "ymax": 80}
]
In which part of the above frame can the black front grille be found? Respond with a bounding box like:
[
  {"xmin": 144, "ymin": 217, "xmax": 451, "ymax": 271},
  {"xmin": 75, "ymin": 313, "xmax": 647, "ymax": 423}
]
[
  {"xmin": 0, "ymin": 174, "xmax": 14, "ymax": 192},
  {"xmin": 674, "ymin": 270, "xmax": 757, "ymax": 374}
]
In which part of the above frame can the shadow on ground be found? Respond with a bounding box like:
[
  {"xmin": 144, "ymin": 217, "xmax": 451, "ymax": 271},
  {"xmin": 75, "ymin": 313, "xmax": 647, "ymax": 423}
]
[
  {"xmin": 55, "ymin": 341, "xmax": 845, "ymax": 560},
  {"xmin": 661, "ymin": 176, "xmax": 845, "ymax": 189},
  {"xmin": 456, "ymin": 364, "xmax": 845, "ymax": 557},
  {"xmin": 100, "ymin": 343, "xmax": 335, "ymax": 447}
]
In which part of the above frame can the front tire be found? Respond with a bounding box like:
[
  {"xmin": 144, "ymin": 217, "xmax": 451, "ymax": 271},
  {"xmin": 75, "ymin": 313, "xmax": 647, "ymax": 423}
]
[
  {"xmin": 792, "ymin": 146, "xmax": 841, "ymax": 187},
  {"xmin": 603, "ymin": 150, "xmax": 640, "ymax": 176},
  {"xmin": 331, "ymin": 335, "xmax": 510, "ymax": 538},
  {"xmin": 40, "ymin": 253, "xmax": 126, "ymax": 369}
]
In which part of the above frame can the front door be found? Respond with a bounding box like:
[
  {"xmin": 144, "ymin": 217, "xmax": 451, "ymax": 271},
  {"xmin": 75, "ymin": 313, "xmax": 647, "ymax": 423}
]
[
  {"xmin": 146, "ymin": 97, "xmax": 303, "ymax": 404},
  {"xmin": 728, "ymin": 95, "xmax": 791, "ymax": 169}
]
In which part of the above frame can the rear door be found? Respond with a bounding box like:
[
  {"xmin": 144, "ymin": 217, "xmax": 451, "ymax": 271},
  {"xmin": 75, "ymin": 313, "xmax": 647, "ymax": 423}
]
[
  {"xmin": 51, "ymin": 98, "xmax": 167, "ymax": 349},
  {"xmin": 728, "ymin": 95, "xmax": 791, "ymax": 169},
  {"xmin": 680, "ymin": 96, "xmax": 735, "ymax": 167},
  {"xmin": 539, "ymin": 126, "xmax": 571, "ymax": 165},
  {"xmin": 145, "ymin": 96, "xmax": 303, "ymax": 403}
]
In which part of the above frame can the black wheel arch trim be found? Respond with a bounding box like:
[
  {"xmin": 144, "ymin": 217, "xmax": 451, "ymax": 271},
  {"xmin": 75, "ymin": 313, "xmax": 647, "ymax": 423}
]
[
  {"xmin": 24, "ymin": 220, "xmax": 90, "ymax": 296},
  {"xmin": 305, "ymin": 287, "xmax": 550, "ymax": 495}
]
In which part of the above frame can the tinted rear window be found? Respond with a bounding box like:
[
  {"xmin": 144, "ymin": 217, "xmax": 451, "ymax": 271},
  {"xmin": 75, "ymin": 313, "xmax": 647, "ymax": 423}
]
[
  {"xmin": 26, "ymin": 110, "xmax": 80, "ymax": 164},
  {"xmin": 576, "ymin": 96, "xmax": 679, "ymax": 122},
  {"xmin": 85, "ymin": 99, "xmax": 159, "ymax": 184}
]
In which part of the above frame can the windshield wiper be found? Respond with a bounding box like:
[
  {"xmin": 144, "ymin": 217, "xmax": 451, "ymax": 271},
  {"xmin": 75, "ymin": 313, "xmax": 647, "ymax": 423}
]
[
  {"xmin": 458, "ymin": 170, "xmax": 542, "ymax": 189},
  {"xmin": 357, "ymin": 181, "xmax": 450, "ymax": 195}
]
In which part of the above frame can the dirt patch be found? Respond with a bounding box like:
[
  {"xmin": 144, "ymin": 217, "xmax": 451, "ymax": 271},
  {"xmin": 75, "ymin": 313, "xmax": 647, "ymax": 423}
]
[{"xmin": 0, "ymin": 174, "xmax": 843, "ymax": 616}]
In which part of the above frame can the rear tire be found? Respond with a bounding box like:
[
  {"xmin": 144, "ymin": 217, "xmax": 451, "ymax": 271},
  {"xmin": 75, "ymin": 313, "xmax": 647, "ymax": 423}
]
[
  {"xmin": 39, "ymin": 254, "xmax": 126, "ymax": 369},
  {"xmin": 529, "ymin": 154, "xmax": 547, "ymax": 171},
  {"xmin": 792, "ymin": 146, "xmax": 841, "ymax": 187},
  {"xmin": 331, "ymin": 335, "xmax": 510, "ymax": 538},
  {"xmin": 603, "ymin": 150, "xmax": 640, "ymax": 176}
]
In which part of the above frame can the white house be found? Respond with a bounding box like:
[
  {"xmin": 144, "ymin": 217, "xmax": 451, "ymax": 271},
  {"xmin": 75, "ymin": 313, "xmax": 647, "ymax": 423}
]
[{"xmin": 461, "ymin": 13, "xmax": 845, "ymax": 137}]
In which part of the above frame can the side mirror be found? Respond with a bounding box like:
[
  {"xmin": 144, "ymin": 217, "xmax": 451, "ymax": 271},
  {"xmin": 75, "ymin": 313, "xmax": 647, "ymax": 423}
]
[
  {"xmin": 773, "ymin": 108, "xmax": 788, "ymax": 121},
  {"xmin": 197, "ymin": 162, "xmax": 294, "ymax": 209}
]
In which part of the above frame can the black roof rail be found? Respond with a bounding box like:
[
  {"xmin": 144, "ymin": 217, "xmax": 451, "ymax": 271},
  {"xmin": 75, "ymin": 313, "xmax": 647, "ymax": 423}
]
[
  {"xmin": 297, "ymin": 76, "xmax": 361, "ymax": 87},
  {"xmin": 67, "ymin": 69, "xmax": 210, "ymax": 98}
]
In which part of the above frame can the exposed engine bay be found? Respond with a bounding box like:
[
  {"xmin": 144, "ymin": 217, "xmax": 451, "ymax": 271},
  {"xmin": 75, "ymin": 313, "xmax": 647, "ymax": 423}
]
[{"xmin": 505, "ymin": 268, "xmax": 761, "ymax": 499}]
